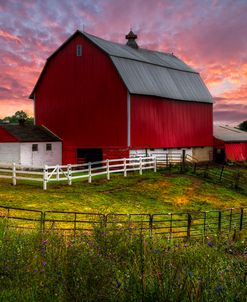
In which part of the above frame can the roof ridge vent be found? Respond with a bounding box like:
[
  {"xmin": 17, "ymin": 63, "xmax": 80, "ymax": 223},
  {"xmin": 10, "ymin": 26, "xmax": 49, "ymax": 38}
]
[{"xmin": 125, "ymin": 30, "xmax": 138, "ymax": 49}]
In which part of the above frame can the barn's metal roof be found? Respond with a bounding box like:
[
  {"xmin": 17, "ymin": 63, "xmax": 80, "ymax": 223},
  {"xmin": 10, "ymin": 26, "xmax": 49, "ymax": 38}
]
[
  {"xmin": 214, "ymin": 125, "xmax": 247, "ymax": 142},
  {"xmin": 1, "ymin": 125, "xmax": 61, "ymax": 142},
  {"xmin": 84, "ymin": 32, "xmax": 213, "ymax": 103}
]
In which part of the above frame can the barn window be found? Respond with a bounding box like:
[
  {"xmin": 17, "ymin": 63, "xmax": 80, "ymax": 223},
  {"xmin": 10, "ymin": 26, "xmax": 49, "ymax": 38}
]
[
  {"xmin": 76, "ymin": 44, "xmax": 82, "ymax": 56},
  {"xmin": 46, "ymin": 143, "xmax": 52, "ymax": 151},
  {"xmin": 32, "ymin": 144, "xmax": 38, "ymax": 152}
]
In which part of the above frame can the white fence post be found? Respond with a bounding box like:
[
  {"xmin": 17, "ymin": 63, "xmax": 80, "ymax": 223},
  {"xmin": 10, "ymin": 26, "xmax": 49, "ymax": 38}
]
[
  {"xmin": 124, "ymin": 158, "xmax": 127, "ymax": 177},
  {"xmin": 139, "ymin": 157, "xmax": 142, "ymax": 175},
  {"xmin": 43, "ymin": 165, "xmax": 48, "ymax": 190},
  {"xmin": 88, "ymin": 162, "xmax": 92, "ymax": 183},
  {"xmin": 67, "ymin": 164, "xmax": 72, "ymax": 185},
  {"xmin": 56, "ymin": 165, "xmax": 59, "ymax": 181},
  {"xmin": 153, "ymin": 156, "xmax": 157, "ymax": 172},
  {"xmin": 106, "ymin": 159, "xmax": 110, "ymax": 180},
  {"xmin": 12, "ymin": 163, "xmax": 16, "ymax": 186}
]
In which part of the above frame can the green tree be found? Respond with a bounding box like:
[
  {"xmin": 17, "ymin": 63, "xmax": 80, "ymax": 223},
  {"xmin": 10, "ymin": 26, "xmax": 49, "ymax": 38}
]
[
  {"xmin": 239, "ymin": 120, "xmax": 247, "ymax": 132},
  {"xmin": 2, "ymin": 111, "xmax": 34, "ymax": 125}
]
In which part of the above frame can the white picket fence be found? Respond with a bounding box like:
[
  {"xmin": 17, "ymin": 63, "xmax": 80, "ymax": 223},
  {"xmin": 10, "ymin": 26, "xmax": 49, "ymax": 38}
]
[
  {"xmin": 0, "ymin": 153, "xmax": 192, "ymax": 190},
  {"xmin": 0, "ymin": 157, "xmax": 157, "ymax": 190}
]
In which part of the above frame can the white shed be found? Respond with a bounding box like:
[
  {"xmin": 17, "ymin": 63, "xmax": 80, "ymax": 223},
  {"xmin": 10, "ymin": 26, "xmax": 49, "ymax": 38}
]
[{"xmin": 0, "ymin": 124, "xmax": 62, "ymax": 167}]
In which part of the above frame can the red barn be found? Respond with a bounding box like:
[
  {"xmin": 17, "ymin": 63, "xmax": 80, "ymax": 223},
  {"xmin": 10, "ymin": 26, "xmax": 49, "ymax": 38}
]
[
  {"xmin": 30, "ymin": 30, "xmax": 213, "ymax": 164},
  {"xmin": 214, "ymin": 125, "xmax": 247, "ymax": 162}
]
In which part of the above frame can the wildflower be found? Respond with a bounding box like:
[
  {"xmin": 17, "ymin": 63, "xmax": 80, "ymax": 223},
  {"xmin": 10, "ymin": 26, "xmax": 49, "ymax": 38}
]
[
  {"xmin": 184, "ymin": 243, "xmax": 188, "ymax": 248},
  {"xmin": 188, "ymin": 271, "xmax": 193, "ymax": 277},
  {"xmin": 215, "ymin": 284, "xmax": 223, "ymax": 293},
  {"xmin": 116, "ymin": 281, "xmax": 121, "ymax": 288},
  {"xmin": 43, "ymin": 261, "xmax": 47, "ymax": 266},
  {"xmin": 154, "ymin": 248, "xmax": 162, "ymax": 254},
  {"xmin": 207, "ymin": 241, "xmax": 213, "ymax": 247},
  {"xmin": 42, "ymin": 239, "xmax": 48, "ymax": 245}
]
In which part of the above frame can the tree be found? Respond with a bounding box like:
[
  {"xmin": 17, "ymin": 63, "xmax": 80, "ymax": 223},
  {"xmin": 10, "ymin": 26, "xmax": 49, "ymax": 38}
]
[
  {"xmin": 239, "ymin": 120, "xmax": 247, "ymax": 132},
  {"xmin": 2, "ymin": 111, "xmax": 34, "ymax": 125}
]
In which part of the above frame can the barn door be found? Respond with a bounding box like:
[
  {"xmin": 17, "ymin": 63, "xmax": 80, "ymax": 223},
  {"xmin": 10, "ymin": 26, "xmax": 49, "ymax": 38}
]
[
  {"xmin": 77, "ymin": 149, "xmax": 103, "ymax": 164},
  {"xmin": 214, "ymin": 148, "xmax": 225, "ymax": 164}
]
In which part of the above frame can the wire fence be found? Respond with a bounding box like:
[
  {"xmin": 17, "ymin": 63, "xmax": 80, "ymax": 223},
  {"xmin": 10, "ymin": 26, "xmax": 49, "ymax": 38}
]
[
  {"xmin": 0, "ymin": 206, "xmax": 246, "ymax": 239},
  {"xmin": 184, "ymin": 162, "xmax": 247, "ymax": 193}
]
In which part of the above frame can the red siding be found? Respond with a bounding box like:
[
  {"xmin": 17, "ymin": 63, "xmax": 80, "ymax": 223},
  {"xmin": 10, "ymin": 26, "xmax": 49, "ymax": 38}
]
[
  {"xmin": 213, "ymin": 138, "xmax": 224, "ymax": 148},
  {"xmin": 0, "ymin": 126, "xmax": 17, "ymax": 142},
  {"xmin": 35, "ymin": 34, "xmax": 128, "ymax": 164},
  {"xmin": 225, "ymin": 143, "xmax": 247, "ymax": 161},
  {"xmin": 131, "ymin": 95, "xmax": 213, "ymax": 148}
]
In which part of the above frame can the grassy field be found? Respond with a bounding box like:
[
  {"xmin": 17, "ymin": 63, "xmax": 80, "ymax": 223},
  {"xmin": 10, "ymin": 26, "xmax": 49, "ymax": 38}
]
[
  {"xmin": 0, "ymin": 170, "xmax": 246, "ymax": 214},
  {"xmin": 0, "ymin": 221, "xmax": 247, "ymax": 302}
]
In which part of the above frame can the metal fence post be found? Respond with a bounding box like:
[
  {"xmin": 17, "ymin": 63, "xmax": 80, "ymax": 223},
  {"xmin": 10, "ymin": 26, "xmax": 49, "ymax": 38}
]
[
  {"xmin": 149, "ymin": 214, "xmax": 153, "ymax": 237},
  {"xmin": 240, "ymin": 208, "xmax": 244, "ymax": 231},
  {"xmin": 88, "ymin": 162, "xmax": 92, "ymax": 183},
  {"xmin": 40, "ymin": 211, "xmax": 44, "ymax": 232},
  {"xmin": 187, "ymin": 213, "xmax": 192, "ymax": 239},
  {"xmin": 235, "ymin": 171, "xmax": 240, "ymax": 189},
  {"xmin": 219, "ymin": 166, "xmax": 224, "ymax": 181},
  {"xmin": 106, "ymin": 159, "xmax": 110, "ymax": 180},
  {"xmin": 229, "ymin": 208, "xmax": 233, "ymax": 232},
  {"xmin": 43, "ymin": 165, "xmax": 48, "ymax": 190},
  {"xmin": 218, "ymin": 211, "xmax": 222, "ymax": 233},
  {"xmin": 12, "ymin": 163, "xmax": 16, "ymax": 186}
]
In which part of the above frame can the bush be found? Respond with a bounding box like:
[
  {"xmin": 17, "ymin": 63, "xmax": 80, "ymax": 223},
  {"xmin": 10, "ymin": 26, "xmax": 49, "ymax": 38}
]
[{"xmin": 0, "ymin": 220, "xmax": 247, "ymax": 301}]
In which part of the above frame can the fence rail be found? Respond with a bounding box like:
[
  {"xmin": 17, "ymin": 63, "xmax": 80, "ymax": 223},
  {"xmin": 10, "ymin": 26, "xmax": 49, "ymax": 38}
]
[
  {"xmin": 0, "ymin": 154, "xmax": 188, "ymax": 190},
  {"xmin": 187, "ymin": 163, "xmax": 247, "ymax": 193},
  {"xmin": 0, "ymin": 206, "xmax": 246, "ymax": 239}
]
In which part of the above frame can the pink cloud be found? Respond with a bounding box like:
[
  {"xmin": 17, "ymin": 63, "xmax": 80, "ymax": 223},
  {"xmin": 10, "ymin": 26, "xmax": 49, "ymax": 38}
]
[{"xmin": 0, "ymin": 30, "xmax": 22, "ymax": 44}]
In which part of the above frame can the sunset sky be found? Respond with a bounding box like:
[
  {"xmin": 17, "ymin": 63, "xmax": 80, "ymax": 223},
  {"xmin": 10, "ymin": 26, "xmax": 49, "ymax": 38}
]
[{"xmin": 0, "ymin": 0, "xmax": 247, "ymax": 124}]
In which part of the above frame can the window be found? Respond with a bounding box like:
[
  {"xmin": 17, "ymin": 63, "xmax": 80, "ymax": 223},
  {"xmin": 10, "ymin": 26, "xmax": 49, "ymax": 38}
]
[
  {"xmin": 46, "ymin": 143, "xmax": 52, "ymax": 151},
  {"xmin": 76, "ymin": 44, "xmax": 82, "ymax": 56},
  {"xmin": 32, "ymin": 144, "xmax": 38, "ymax": 152}
]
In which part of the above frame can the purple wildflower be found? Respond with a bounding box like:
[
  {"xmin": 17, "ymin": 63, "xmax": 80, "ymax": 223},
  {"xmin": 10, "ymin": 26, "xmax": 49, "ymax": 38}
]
[
  {"xmin": 215, "ymin": 284, "xmax": 223, "ymax": 293},
  {"xmin": 42, "ymin": 239, "xmax": 48, "ymax": 245},
  {"xmin": 184, "ymin": 243, "xmax": 188, "ymax": 248},
  {"xmin": 116, "ymin": 281, "xmax": 121, "ymax": 288},
  {"xmin": 43, "ymin": 261, "xmax": 47, "ymax": 266},
  {"xmin": 208, "ymin": 241, "xmax": 213, "ymax": 247}
]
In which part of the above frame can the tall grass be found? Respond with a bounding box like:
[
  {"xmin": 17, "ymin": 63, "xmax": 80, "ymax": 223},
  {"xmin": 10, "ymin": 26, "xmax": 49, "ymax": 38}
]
[{"xmin": 0, "ymin": 219, "xmax": 246, "ymax": 301}]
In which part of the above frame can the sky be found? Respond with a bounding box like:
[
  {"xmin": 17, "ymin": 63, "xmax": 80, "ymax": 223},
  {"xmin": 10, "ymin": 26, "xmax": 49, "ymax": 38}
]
[{"xmin": 0, "ymin": 0, "xmax": 247, "ymax": 124}]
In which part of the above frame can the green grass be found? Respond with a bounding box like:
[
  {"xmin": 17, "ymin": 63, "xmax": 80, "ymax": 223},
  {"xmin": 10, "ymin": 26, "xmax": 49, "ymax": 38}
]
[
  {"xmin": 0, "ymin": 170, "xmax": 246, "ymax": 214},
  {"xmin": 0, "ymin": 221, "xmax": 247, "ymax": 301}
]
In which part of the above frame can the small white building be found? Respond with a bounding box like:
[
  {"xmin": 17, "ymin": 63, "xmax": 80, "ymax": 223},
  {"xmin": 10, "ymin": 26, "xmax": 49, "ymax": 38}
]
[{"xmin": 0, "ymin": 124, "xmax": 62, "ymax": 167}]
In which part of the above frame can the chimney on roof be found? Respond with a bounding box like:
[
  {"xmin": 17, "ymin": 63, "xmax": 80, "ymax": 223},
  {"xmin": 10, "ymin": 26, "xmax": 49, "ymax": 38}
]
[{"xmin": 125, "ymin": 30, "xmax": 138, "ymax": 49}]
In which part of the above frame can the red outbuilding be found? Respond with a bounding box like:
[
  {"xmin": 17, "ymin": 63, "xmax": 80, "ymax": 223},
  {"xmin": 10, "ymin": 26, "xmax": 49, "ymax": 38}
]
[
  {"xmin": 30, "ymin": 30, "xmax": 213, "ymax": 164},
  {"xmin": 213, "ymin": 125, "xmax": 247, "ymax": 162}
]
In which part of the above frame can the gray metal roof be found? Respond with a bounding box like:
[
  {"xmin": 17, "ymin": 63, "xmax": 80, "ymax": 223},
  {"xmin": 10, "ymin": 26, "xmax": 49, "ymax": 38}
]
[
  {"xmin": 84, "ymin": 32, "xmax": 213, "ymax": 103},
  {"xmin": 214, "ymin": 125, "xmax": 247, "ymax": 142}
]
